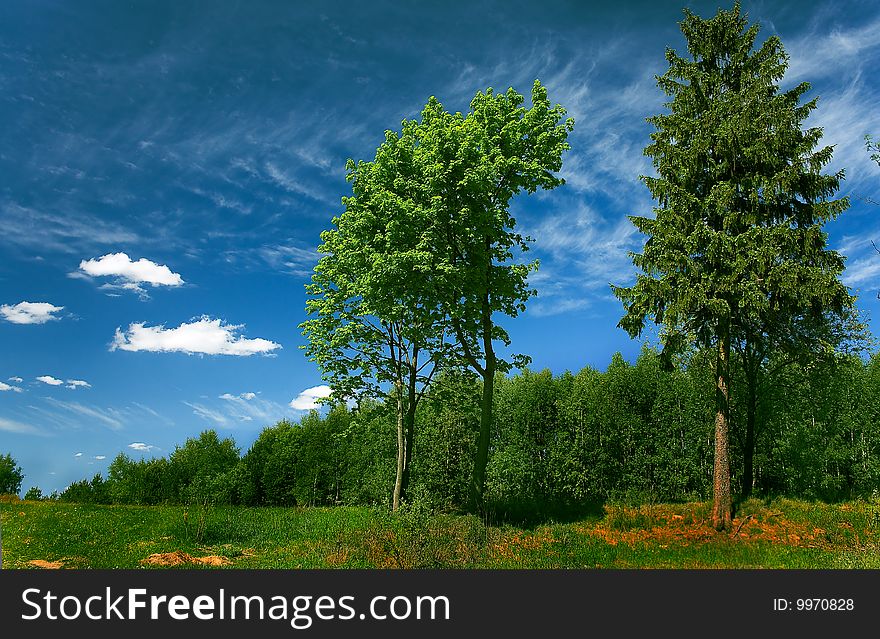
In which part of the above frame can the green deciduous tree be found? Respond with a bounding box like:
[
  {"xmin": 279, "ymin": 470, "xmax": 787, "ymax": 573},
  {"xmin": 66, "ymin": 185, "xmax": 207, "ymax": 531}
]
[
  {"xmin": 168, "ymin": 430, "xmax": 240, "ymax": 504},
  {"xmin": 0, "ymin": 452, "xmax": 24, "ymax": 495},
  {"xmin": 301, "ymin": 119, "xmax": 452, "ymax": 511},
  {"xmin": 419, "ymin": 80, "xmax": 574, "ymax": 511},
  {"xmin": 303, "ymin": 81, "xmax": 573, "ymax": 513},
  {"xmin": 613, "ymin": 2, "xmax": 853, "ymax": 530},
  {"xmin": 732, "ymin": 308, "xmax": 867, "ymax": 500}
]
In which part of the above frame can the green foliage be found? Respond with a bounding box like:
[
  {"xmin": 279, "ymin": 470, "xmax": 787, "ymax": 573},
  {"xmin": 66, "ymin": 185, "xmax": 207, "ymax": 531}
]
[
  {"xmin": 0, "ymin": 452, "xmax": 24, "ymax": 495},
  {"xmin": 613, "ymin": 1, "xmax": 854, "ymax": 529},
  {"xmin": 867, "ymin": 135, "xmax": 880, "ymax": 168},
  {"xmin": 24, "ymin": 486, "xmax": 43, "ymax": 501},
  {"xmin": 615, "ymin": 1, "xmax": 851, "ymax": 353},
  {"xmin": 59, "ymin": 474, "xmax": 109, "ymax": 504},
  {"xmin": 169, "ymin": 430, "xmax": 240, "ymax": 505},
  {"xmin": 302, "ymin": 80, "xmax": 574, "ymax": 512},
  {"xmin": 414, "ymin": 80, "xmax": 574, "ymax": 510},
  {"xmin": 411, "ymin": 371, "xmax": 480, "ymax": 510},
  {"xmin": 50, "ymin": 349, "xmax": 880, "ymax": 514}
]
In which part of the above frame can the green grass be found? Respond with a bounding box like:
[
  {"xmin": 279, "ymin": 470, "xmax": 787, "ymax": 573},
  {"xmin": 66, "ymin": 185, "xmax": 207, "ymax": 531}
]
[{"xmin": 2, "ymin": 497, "xmax": 879, "ymax": 569}]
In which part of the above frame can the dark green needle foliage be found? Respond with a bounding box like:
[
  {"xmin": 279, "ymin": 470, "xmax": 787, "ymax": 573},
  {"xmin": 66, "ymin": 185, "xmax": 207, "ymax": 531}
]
[{"xmin": 613, "ymin": 2, "xmax": 854, "ymax": 530}]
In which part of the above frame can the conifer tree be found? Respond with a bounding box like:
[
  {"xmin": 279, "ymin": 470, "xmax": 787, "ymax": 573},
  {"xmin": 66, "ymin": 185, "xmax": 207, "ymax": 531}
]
[{"xmin": 613, "ymin": 2, "xmax": 853, "ymax": 530}]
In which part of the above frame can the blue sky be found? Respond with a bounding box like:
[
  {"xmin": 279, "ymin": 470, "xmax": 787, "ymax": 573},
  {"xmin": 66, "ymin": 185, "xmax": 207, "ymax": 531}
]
[{"xmin": 1, "ymin": 0, "xmax": 878, "ymax": 494}]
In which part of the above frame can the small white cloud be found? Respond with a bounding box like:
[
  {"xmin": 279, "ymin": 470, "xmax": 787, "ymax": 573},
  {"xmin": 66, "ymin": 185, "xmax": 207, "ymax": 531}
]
[
  {"xmin": 220, "ymin": 391, "xmax": 256, "ymax": 401},
  {"xmin": 290, "ymin": 385, "xmax": 332, "ymax": 410},
  {"xmin": 94, "ymin": 455, "xmax": 106, "ymax": 460},
  {"xmin": 37, "ymin": 375, "xmax": 64, "ymax": 386},
  {"xmin": 128, "ymin": 442, "xmax": 158, "ymax": 453},
  {"xmin": 66, "ymin": 379, "xmax": 91, "ymax": 390},
  {"xmin": 111, "ymin": 316, "xmax": 281, "ymax": 356},
  {"xmin": 74, "ymin": 452, "xmax": 83, "ymax": 457},
  {"xmin": 0, "ymin": 381, "xmax": 22, "ymax": 392},
  {"xmin": 9, "ymin": 376, "xmax": 23, "ymax": 383},
  {"xmin": 79, "ymin": 252, "xmax": 184, "ymax": 292},
  {"xmin": 1, "ymin": 302, "xmax": 64, "ymax": 324}
]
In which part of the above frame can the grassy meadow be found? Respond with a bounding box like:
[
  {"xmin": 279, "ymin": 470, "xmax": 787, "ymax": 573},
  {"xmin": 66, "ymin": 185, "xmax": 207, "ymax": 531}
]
[{"xmin": 3, "ymin": 497, "xmax": 880, "ymax": 569}]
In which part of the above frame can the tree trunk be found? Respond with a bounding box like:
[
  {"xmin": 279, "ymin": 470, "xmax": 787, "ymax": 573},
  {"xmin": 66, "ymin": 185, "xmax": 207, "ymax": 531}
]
[
  {"xmin": 469, "ymin": 358, "xmax": 494, "ymax": 514},
  {"xmin": 469, "ymin": 274, "xmax": 496, "ymax": 514},
  {"xmin": 392, "ymin": 384, "xmax": 405, "ymax": 512},
  {"xmin": 712, "ymin": 318, "xmax": 733, "ymax": 531},
  {"xmin": 400, "ymin": 370, "xmax": 418, "ymax": 505},
  {"xmin": 742, "ymin": 373, "xmax": 756, "ymax": 501}
]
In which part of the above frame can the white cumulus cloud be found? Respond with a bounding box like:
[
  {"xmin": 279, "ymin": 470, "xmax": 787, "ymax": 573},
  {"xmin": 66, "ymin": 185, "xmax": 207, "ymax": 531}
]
[
  {"xmin": 128, "ymin": 442, "xmax": 158, "ymax": 453},
  {"xmin": 74, "ymin": 452, "xmax": 83, "ymax": 457},
  {"xmin": 94, "ymin": 455, "xmax": 106, "ymax": 460},
  {"xmin": 111, "ymin": 316, "xmax": 281, "ymax": 356},
  {"xmin": 66, "ymin": 379, "xmax": 91, "ymax": 390},
  {"xmin": 0, "ymin": 381, "xmax": 22, "ymax": 392},
  {"xmin": 9, "ymin": 376, "xmax": 23, "ymax": 383},
  {"xmin": 37, "ymin": 375, "xmax": 65, "ymax": 386},
  {"xmin": 78, "ymin": 252, "xmax": 184, "ymax": 292},
  {"xmin": 290, "ymin": 385, "xmax": 332, "ymax": 410},
  {"xmin": 1, "ymin": 302, "xmax": 64, "ymax": 324}
]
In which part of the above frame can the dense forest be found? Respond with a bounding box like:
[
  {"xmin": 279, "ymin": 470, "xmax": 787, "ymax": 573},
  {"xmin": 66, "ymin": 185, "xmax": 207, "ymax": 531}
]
[{"xmin": 41, "ymin": 347, "xmax": 880, "ymax": 520}]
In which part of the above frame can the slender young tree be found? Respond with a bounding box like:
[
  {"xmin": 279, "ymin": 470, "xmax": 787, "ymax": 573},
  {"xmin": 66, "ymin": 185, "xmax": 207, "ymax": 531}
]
[
  {"xmin": 419, "ymin": 80, "xmax": 573, "ymax": 512},
  {"xmin": 301, "ymin": 120, "xmax": 451, "ymax": 511},
  {"xmin": 733, "ymin": 308, "xmax": 867, "ymax": 499},
  {"xmin": 613, "ymin": 3, "xmax": 853, "ymax": 530}
]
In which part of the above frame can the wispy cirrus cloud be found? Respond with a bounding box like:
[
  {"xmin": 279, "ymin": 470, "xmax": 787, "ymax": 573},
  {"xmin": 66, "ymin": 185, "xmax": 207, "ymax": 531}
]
[
  {"xmin": 0, "ymin": 202, "xmax": 140, "ymax": 255},
  {"xmin": 218, "ymin": 391, "xmax": 288, "ymax": 424},
  {"xmin": 0, "ymin": 417, "xmax": 46, "ymax": 436},
  {"xmin": 111, "ymin": 316, "xmax": 281, "ymax": 356},
  {"xmin": 785, "ymin": 13, "xmax": 880, "ymax": 83},
  {"xmin": 183, "ymin": 401, "xmax": 232, "ymax": 427},
  {"xmin": 782, "ymin": 14, "xmax": 880, "ymax": 191},
  {"xmin": 43, "ymin": 397, "xmax": 124, "ymax": 430},
  {"xmin": 523, "ymin": 201, "xmax": 642, "ymax": 316}
]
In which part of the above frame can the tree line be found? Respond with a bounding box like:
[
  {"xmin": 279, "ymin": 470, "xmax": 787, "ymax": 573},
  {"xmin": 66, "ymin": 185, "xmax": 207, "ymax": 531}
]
[{"xmin": 31, "ymin": 347, "xmax": 879, "ymax": 517}]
